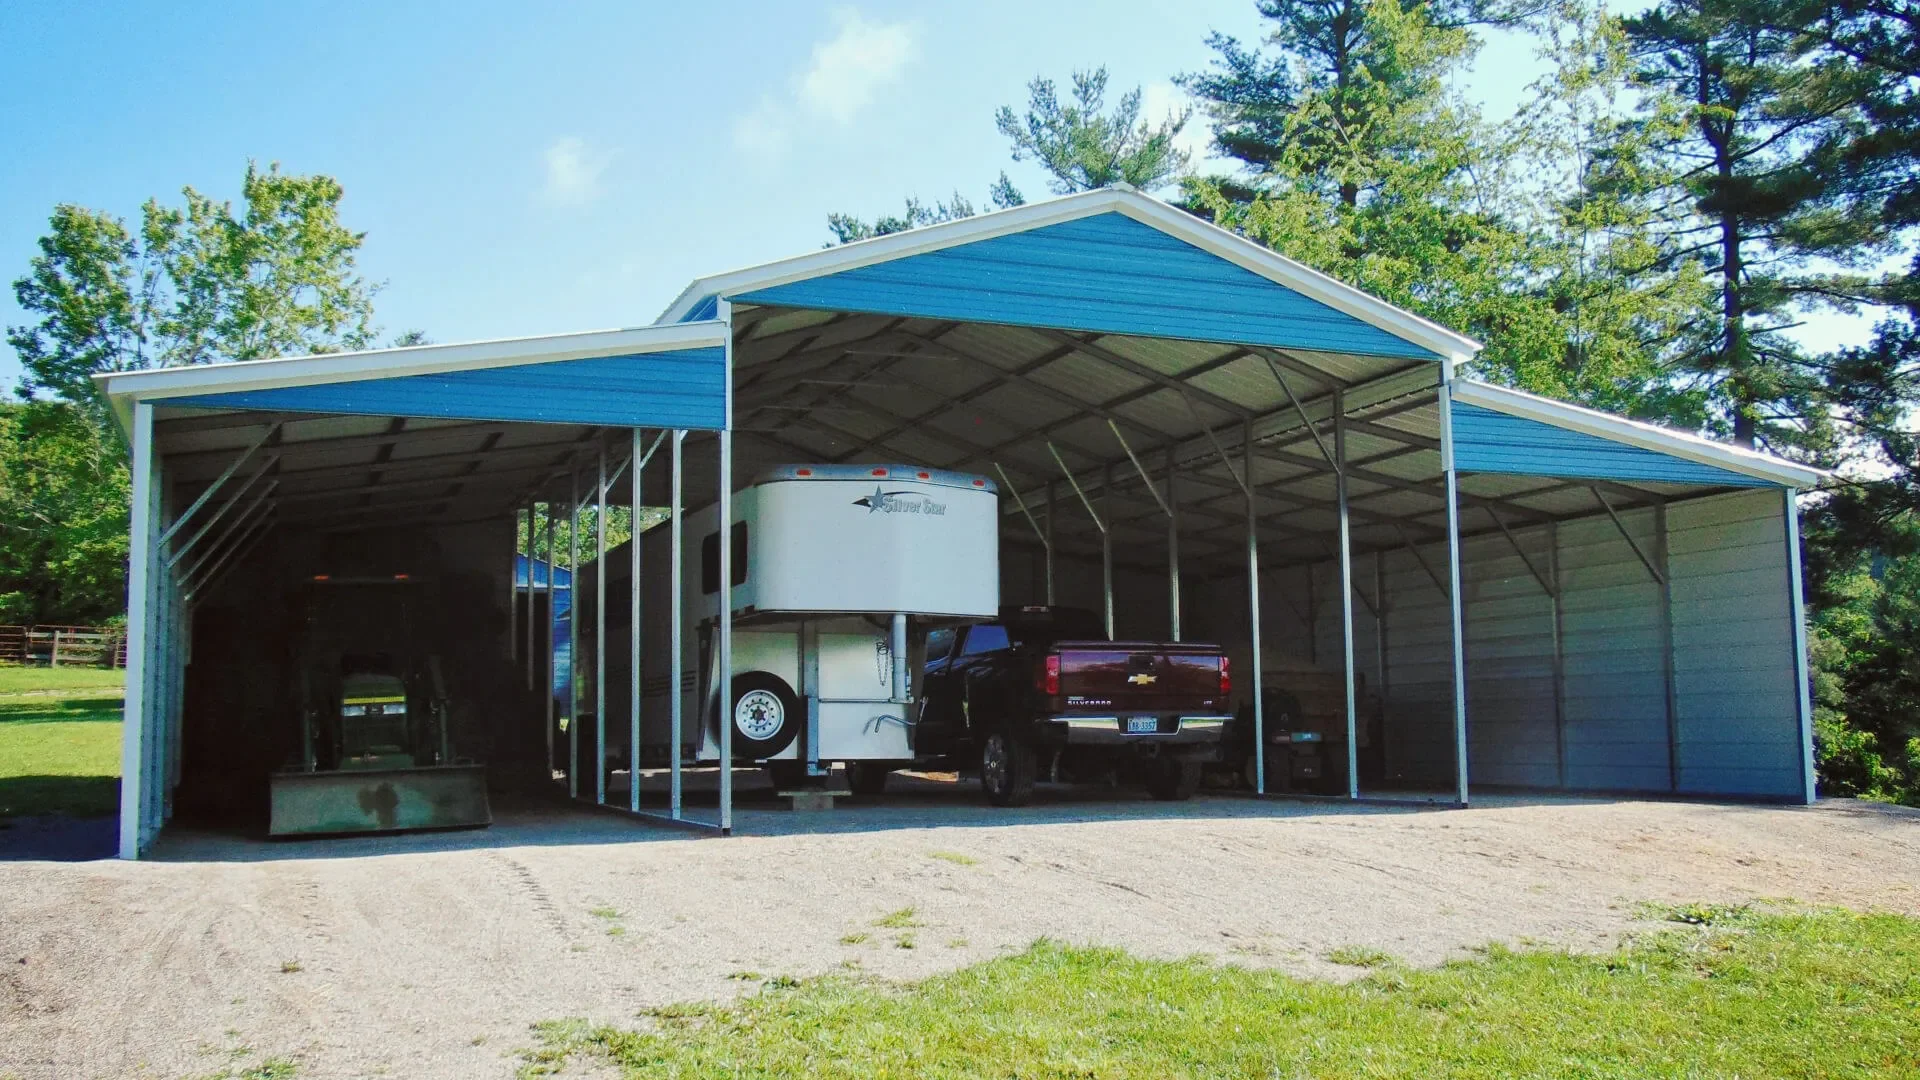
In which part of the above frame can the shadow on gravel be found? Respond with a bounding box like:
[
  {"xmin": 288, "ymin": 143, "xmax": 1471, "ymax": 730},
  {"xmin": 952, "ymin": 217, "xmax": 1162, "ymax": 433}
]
[
  {"xmin": 139, "ymin": 774, "xmax": 1462, "ymax": 863},
  {"xmin": 0, "ymin": 814, "xmax": 117, "ymax": 861}
]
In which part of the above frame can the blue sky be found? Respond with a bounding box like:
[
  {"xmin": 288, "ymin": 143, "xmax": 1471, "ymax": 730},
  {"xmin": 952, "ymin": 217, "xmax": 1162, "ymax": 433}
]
[{"xmin": 0, "ymin": 1, "xmax": 1864, "ymax": 392}]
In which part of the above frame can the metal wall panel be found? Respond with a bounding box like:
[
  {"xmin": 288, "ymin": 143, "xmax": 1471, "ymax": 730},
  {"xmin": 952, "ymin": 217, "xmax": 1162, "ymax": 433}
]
[
  {"xmin": 170, "ymin": 348, "xmax": 728, "ymax": 430},
  {"xmin": 1556, "ymin": 510, "xmax": 1671, "ymax": 791},
  {"xmin": 1667, "ymin": 491, "xmax": 1802, "ymax": 797},
  {"xmin": 736, "ymin": 213, "xmax": 1439, "ymax": 359},
  {"xmin": 1452, "ymin": 403, "xmax": 1771, "ymax": 487},
  {"xmin": 1454, "ymin": 532, "xmax": 1559, "ymax": 788}
]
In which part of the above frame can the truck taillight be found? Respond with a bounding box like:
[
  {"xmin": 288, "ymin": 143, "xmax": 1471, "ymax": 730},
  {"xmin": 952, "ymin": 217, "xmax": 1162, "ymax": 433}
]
[
  {"xmin": 1037, "ymin": 654, "xmax": 1060, "ymax": 696},
  {"xmin": 1219, "ymin": 656, "xmax": 1231, "ymax": 696}
]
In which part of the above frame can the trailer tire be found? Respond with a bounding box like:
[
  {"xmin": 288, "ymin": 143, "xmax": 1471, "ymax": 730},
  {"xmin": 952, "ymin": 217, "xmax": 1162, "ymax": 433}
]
[
  {"xmin": 980, "ymin": 730, "xmax": 1037, "ymax": 807},
  {"xmin": 726, "ymin": 672, "xmax": 801, "ymax": 759}
]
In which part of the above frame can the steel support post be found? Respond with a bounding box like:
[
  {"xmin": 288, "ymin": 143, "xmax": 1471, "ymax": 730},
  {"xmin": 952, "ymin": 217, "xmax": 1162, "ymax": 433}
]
[
  {"xmin": 525, "ymin": 502, "xmax": 536, "ymax": 690},
  {"xmin": 717, "ymin": 429, "xmax": 734, "ymax": 833},
  {"xmin": 1335, "ymin": 391, "xmax": 1359, "ymax": 799},
  {"xmin": 1548, "ymin": 521, "xmax": 1568, "ymax": 789},
  {"xmin": 670, "ymin": 430, "xmax": 686, "ymax": 819},
  {"xmin": 1785, "ymin": 488, "xmax": 1815, "ymax": 804},
  {"xmin": 1101, "ymin": 463, "xmax": 1115, "ymax": 639},
  {"xmin": 544, "ymin": 503, "xmax": 556, "ymax": 776},
  {"xmin": 1244, "ymin": 419, "xmax": 1266, "ymax": 796},
  {"xmin": 1655, "ymin": 502, "xmax": 1679, "ymax": 792},
  {"xmin": 568, "ymin": 466, "xmax": 581, "ymax": 799},
  {"xmin": 595, "ymin": 441, "xmax": 608, "ymax": 806},
  {"xmin": 641, "ymin": 420, "xmax": 656, "ymax": 807},
  {"xmin": 1166, "ymin": 445, "xmax": 1181, "ymax": 641},
  {"xmin": 120, "ymin": 403, "xmax": 156, "ymax": 859},
  {"xmin": 1374, "ymin": 552, "xmax": 1388, "ymax": 698},
  {"xmin": 1045, "ymin": 481, "xmax": 1056, "ymax": 604},
  {"xmin": 1437, "ymin": 382, "xmax": 1470, "ymax": 805}
]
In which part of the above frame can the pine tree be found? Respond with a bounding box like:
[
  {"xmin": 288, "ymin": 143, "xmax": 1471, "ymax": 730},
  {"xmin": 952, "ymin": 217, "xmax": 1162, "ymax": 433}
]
[{"xmin": 1601, "ymin": 0, "xmax": 1886, "ymax": 451}]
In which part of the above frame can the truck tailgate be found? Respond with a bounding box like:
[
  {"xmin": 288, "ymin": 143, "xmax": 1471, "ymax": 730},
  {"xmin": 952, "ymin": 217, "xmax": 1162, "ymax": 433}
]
[{"xmin": 1055, "ymin": 640, "xmax": 1226, "ymax": 711}]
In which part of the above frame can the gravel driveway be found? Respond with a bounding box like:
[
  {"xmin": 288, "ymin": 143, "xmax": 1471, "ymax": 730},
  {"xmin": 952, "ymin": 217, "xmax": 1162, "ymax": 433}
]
[{"xmin": 4, "ymin": 784, "xmax": 1917, "ymax": 1079}]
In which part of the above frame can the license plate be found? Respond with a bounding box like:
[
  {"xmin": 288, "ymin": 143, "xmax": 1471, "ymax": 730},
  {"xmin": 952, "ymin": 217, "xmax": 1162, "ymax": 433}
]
[{"xmin": 1125, "ymin": 716, "xmax": 1159, "ymax": 734}]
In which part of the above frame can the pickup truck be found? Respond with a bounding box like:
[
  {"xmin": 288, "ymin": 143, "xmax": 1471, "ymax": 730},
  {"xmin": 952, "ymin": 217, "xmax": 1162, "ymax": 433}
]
[{"xmin": 916, "ymin": 606, "xmax": 1232, "ymax": 806}]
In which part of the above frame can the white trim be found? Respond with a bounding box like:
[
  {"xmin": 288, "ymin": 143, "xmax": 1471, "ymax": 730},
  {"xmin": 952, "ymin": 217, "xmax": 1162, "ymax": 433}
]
[
  {"xmin": 1450, "ymin": 379, "xmax": 1828, "ymax": 489},
  {"xmin": 657, "ymin": 187, "xmax": 1483, "ymax": 361},
  {"xmin": 1785, "ymin": 489, "xmax": 1816, "ymax": 805},
  {"xmin": 93, "ymin": 322, "xmax": 730, "ymax": 412},
  {"xmin": 119, "ymin": 402, "xmax": 154, "ymax": 859}
]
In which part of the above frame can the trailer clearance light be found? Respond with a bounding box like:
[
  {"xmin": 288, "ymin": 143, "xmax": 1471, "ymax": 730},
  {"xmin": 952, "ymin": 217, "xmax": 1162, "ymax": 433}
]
[
  {"xmin": 871, "ymin": 468, "xmax": 887, "ymax": 477},
  {"xmin": 1037, "ymin": 654, "xmax": 1061, "ymax": 696},
  {"xmin": 795, "ymin": 468, "xmax": 812, "ymax": 476},
  {"xmin": 1219, "ymin": 656, "xmax": 1231, "ymax": 695}
]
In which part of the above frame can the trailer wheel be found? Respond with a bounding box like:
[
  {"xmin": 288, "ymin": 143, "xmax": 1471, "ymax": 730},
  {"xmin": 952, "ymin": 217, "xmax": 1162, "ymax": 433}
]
[
  {"xmin": 727, "ymin": 672, "xmax": 801, "ymax": 759},
  {"xmin": 980, "ymin": 730, "xmax": 1036, "ymax": 807}
]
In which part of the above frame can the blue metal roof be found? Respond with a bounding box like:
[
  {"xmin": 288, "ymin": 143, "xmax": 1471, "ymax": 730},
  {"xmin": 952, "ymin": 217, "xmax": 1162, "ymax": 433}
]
[
  {"xmin": 168, "ymin": 347, "xmax": 728, "ymax": 430},
  {"xmin": 730, "ymin": 213, "xmax": 1442, "ymax": 359},
  {"xmin": 1451, "ymin": 403, "xmax": 1774, "ymax": 487}
]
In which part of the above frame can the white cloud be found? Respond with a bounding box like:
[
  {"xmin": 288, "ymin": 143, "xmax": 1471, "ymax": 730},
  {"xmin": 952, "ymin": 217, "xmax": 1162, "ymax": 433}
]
[
  {"xmin": 1140, "ymin": 81, "xmax": 1214, "ymax": 167},
  {"xmin": 541, "ymin": 136, "xmax": 609, "ymax": 206},
  {"xmin": 733, "ymin": 8, "xmax": 918, "ymax": 157}
]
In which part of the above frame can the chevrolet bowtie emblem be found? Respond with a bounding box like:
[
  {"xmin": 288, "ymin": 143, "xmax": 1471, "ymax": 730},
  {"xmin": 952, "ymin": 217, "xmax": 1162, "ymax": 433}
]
[{"xmin": 1127, "ymin": 673, "xmax": 1157, "ymax": 686}]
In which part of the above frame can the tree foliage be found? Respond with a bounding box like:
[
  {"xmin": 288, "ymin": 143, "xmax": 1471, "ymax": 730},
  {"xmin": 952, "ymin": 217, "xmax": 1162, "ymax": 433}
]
[
  {"xmin": 827, "ymin": 66, "xmax": 1185, "ymax": 244},
  {"xmin": 8, "ymin": 161, "xmax": 378, "ymax": 413},
  {"xmin": 3, "ymin": 163, "xmax": 390, "ymax": 626},
  {"xmin": 0, "ymin": 401, "xmax": 131, "ymax": 624},
  {"xmin": 994, "ymin": 68, "xmax": 1191, "ymax": 194}
]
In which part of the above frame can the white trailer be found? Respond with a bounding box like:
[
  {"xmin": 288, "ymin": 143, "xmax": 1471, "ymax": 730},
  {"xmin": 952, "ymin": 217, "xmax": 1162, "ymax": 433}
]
[{"xmin": 583, "ymin": 464, "xmax": 998, "ymax": 786}]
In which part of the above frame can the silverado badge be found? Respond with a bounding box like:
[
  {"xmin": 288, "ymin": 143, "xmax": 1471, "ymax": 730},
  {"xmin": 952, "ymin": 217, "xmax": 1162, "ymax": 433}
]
[{"xmin": 1127, "ymin": 673, "xmax": 1157, "ymax": 686}]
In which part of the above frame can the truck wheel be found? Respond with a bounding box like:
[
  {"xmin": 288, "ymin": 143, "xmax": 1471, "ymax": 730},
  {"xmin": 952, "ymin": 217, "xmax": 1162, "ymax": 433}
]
[
  {"xmin": 980, "ymin": 730, "xmax": 1036, "ymax": 807},
  {"xmin": 727, "ymin": 672, "xmax": 801, "ymax": 759},
  {"xmin": 846, "ymin": 762, "xmax": 891, "ymax": 796},
  {"xmin": 1147, "ymin": 758, "xmax": 1202, "ymax": 801}
]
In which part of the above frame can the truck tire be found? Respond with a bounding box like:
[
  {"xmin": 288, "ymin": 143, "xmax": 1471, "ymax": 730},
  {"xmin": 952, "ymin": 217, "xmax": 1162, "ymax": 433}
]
[
  {"xmin": 1147, "ymin": 757, "xmax": 1202, "ymax": 801},
  {"xmin": 846, "ymin": 762, "xmax": 891, "ymax": 796},
  {"xmin": 980, "ymin": 730, "xmax": 1037, "ymax": 807},
  {"xmin": 727, "ymin": 672, "xmax": 801, "ymax": 759}
]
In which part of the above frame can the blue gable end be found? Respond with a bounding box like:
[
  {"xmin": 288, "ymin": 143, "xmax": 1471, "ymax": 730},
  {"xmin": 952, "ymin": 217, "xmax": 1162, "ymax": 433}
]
[
  {"xmin": 735, "ymin": 213, "xmax": 1440, "ymax": 360},
  {"xmin": 169, "ymin": 348, "xmax": 728, "ymax": 430},
  {"xmin": 1450, "ymin": 402, "xmax": 1772, "ymax": 487}
]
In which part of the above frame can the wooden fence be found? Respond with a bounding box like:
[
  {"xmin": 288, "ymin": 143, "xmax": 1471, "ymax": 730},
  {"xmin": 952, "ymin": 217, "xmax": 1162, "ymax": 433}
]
[{"xmin": 0, "ymin": 625, "xmax": 127, "ymax": 668}]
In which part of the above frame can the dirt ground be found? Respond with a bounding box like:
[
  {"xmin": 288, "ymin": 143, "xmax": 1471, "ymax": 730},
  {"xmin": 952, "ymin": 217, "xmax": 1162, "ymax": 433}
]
[{"xmin": 3, "ymin": 783, "xmax": 1917, "ymax": 1080}]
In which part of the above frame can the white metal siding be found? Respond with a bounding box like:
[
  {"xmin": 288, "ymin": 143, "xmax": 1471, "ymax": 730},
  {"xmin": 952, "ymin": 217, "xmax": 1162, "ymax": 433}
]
[{"xmin": 1667, "ymin": 491, "xmax": 1802, "ymax": 797}]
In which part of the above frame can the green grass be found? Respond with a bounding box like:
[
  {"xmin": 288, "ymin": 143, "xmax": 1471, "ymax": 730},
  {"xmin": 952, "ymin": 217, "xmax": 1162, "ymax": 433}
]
[
  {"xmin": 1326, "ymin": 944, "xmax": 1395, "ymax": 968},
  {"xmin": 926, "ymin": 850, "xmax": 979, "ymax": 867},
  {"xmin": 0, "ymin": 664, "xmax": 123, "ymax": 818},
  {"xmin": 524, "ymin": 907, "xmax": 1920, "ymax": 1079},
  {"xmin": 872, "ymin": 907, "xmax": 922, "ymax": 929}
]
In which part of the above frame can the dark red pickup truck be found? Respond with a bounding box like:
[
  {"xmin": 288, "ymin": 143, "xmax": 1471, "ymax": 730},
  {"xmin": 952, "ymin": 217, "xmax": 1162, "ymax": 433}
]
[{"xmin": 916, "ymin": 606, "xmax": 1232, "ymax": 806}]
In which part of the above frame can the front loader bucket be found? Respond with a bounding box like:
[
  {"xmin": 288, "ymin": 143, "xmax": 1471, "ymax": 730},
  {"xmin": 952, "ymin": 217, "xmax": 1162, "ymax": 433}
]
[{"xmin": 269, "ymin": 764, "xmax": 491, "ymax": 837}]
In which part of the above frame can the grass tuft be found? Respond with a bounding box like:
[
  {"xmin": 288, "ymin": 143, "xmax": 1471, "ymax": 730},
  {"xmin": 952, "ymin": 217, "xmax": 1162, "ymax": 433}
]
[
  {"xmin": 1325, "ymin": 944, "xmax": 1394, "ymax": 968},
  {"xmin": 926, "ymin": 850, "xmax": 980, "ymax": 866},
  {"xmin": 872, "ymin": 907, "xmax": 922, "ymax": 929},
  {"xmin": 527, "ymin": 907, "xmax": 1920, "ymax": 1078},
  {"xmin": 838, "ymin": 932, "xmax": 869, "ymax": 945}
]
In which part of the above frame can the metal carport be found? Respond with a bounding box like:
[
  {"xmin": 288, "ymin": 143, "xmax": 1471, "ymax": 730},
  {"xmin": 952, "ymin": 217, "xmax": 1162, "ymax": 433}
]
[{"xmin": 101, "ymin": 185, "xmax": 1826, "ymax": 859}]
